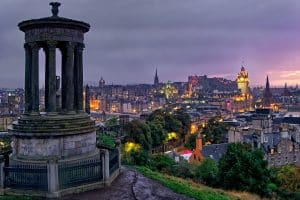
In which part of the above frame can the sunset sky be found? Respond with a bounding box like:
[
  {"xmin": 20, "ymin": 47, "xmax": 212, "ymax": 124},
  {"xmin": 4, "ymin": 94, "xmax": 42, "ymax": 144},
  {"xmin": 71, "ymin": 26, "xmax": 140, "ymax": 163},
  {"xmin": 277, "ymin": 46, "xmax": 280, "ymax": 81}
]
[{"xmin": 1, "ymin": 0, "xmax": 300, "ymax": 88}]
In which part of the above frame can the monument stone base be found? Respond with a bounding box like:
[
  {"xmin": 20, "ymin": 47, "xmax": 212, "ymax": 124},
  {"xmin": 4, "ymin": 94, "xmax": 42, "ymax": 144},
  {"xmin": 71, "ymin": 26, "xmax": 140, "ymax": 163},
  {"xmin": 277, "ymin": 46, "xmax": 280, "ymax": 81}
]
[{"xmin": 1, "ymin": 113, "xmax": 120, "ymax": 198}]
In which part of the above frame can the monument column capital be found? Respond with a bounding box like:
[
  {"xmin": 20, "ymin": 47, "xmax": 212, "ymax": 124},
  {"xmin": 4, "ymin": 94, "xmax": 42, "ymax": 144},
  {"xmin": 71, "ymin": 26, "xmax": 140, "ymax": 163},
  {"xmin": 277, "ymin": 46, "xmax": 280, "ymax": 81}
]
[
  {"xmin": 28, "ymin": 42, "xmax": 39, "ymax": 50},
  {"xmin": 23, "ymin": 43, "xmax": 30, "ymax": 50},
  {"xmin": 75, "ymin": 43, "xmax": 85, "ymax": 52},
  {"xmin": 66, "ymin": 42, "xmax": 76, "ymax": 50},
  {"xmin": 46, "ymin": 40, "xmax": 57, "ymax": 50}
]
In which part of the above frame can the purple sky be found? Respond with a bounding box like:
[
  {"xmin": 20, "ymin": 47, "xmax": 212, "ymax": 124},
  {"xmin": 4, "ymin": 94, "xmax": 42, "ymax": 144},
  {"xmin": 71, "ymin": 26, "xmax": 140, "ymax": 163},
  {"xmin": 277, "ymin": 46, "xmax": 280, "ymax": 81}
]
[{"xmin": 1, "ymin": 0, "xmax": 300, "ymax": 88}]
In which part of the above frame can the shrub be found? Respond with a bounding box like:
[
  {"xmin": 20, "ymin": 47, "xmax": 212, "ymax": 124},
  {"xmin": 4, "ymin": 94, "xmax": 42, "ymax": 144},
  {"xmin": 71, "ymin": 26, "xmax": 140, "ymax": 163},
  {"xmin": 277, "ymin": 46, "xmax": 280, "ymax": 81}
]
[
  {"xmin": 148, "ymin": 154, "xmax": 176, "ymax": 172},
  {"xmin": 171, "ymin": 160, "xmax": 195, "ymax": 179},
  {"xmin": 130, "ymin": 150, "xmax": 150, "ymax": 166},
  {"xmin": 274, "ymin": 165, "xmax": 300, "ymax": 192},
  {"xmin": 194, "ymin": 158, "xmax": 218, "ymax": 186}
]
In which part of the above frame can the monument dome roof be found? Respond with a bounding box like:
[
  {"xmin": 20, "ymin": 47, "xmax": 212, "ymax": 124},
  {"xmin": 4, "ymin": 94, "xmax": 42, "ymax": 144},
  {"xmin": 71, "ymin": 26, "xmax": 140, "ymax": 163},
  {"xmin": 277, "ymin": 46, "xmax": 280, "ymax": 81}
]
[{"xmin": 18, "ymin": 2, "xmax": 90, "ymax": 33}]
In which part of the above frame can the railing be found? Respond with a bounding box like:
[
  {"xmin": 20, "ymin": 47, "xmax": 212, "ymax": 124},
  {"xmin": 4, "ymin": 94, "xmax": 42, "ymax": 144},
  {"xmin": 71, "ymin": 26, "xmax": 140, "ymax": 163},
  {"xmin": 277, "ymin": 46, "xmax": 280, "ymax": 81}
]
[
  {"xmin": 4, "ymin": 164, "xmax": 48, "ymax": 191},
  {"xmin": 109, "ymin": 148, "xmax": 119, "ymax": 175},
  {"xmin": 1, "ymin": 147, "xmax": 120, "ymax": 196},
  {"xmin": 58, "ymin": 156, "xmax": 103, "ymax": 189}
]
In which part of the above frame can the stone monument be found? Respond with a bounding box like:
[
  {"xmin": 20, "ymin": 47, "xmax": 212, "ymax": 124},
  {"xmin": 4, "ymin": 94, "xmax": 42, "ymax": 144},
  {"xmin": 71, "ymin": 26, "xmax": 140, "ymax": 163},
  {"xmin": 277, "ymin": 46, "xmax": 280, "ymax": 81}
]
[
  {"xmin": 3, "ymin": 2, "xmax": 120, "ymax": 198},
  {"xmin": 13, "ymin": 0, "xmax": 95, "ymax": 166}
]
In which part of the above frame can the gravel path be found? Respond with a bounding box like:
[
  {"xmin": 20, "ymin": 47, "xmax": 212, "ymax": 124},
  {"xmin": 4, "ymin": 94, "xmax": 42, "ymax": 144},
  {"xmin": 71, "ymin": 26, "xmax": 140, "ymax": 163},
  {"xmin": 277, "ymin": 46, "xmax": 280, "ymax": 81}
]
[{"xmin": 61, "ymin": 167, "xmax": 192, "ymax": 200}]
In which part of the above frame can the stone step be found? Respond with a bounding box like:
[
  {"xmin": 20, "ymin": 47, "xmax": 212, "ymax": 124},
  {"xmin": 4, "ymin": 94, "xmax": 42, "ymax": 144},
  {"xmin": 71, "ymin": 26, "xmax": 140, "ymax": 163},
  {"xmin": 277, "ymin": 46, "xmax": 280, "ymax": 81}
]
[
  {"xmin": 11, "ymin": 124, "xmax": 95, "ymax": 134},
  {"xmin": 17, "ymin": 119, "xmax": 94, "ymax": 126}
]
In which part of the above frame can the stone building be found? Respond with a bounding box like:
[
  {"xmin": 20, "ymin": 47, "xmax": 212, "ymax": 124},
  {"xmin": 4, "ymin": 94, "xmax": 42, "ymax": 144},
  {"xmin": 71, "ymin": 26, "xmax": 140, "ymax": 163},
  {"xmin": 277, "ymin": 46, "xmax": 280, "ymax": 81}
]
[{"xmin": 227, "ymin": 109, "xmax": 300, "ymax": 167}]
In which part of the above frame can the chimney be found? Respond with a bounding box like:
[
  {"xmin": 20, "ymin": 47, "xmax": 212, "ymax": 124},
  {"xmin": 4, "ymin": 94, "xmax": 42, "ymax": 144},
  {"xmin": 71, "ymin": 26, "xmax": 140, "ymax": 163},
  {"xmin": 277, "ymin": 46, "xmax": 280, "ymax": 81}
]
[{"xmin": 196, "ymin": 133, "xmax": 202, "ymax": 151}]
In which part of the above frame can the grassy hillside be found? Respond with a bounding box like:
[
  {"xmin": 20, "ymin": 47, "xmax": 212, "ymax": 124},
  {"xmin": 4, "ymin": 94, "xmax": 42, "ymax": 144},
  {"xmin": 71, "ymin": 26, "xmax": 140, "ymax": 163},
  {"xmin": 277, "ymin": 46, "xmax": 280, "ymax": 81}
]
[{"xmin": 136, "ymin": 166, "xmax": 265, "ymax": 200}]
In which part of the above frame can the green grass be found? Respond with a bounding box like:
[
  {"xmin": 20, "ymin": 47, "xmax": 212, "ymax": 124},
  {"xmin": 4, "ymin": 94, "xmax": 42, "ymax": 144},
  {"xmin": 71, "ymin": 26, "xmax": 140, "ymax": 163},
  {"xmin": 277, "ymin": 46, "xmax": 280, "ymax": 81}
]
[{"xmin": 135, "ymin": 166, "xmax": 235, "ymax": 200}]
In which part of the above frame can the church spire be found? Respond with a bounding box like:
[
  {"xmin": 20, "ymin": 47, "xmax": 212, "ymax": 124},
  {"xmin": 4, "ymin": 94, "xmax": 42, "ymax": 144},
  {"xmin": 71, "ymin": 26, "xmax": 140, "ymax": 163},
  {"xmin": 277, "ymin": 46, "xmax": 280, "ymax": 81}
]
[
  {"xmin": 263, "ymin": 75, "xmax": 273, "ymax": 107},
  {"xmin": 154, "ymin": 68, "xmax": 159, "ymax": 86}
]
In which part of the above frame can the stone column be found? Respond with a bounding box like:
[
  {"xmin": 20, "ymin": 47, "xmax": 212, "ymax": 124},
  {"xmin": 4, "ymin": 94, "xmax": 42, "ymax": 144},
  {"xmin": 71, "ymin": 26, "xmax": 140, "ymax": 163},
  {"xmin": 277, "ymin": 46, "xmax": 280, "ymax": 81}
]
[
  {"xmin": 24, "ymin": 43, "xmax": 32, "ymax": 114},
  {"xmin": 101, "ymin": 149, "xmax": 110, "ymax": 185},
  {"xmin": 29, "ymin": 42, "xmax": 39, "ymax": 113},
  {"xmin": 47, "ymin": 160, "xmax": 59, "ymax": 197},
  {"xmin": 45, "ymin": 41, "xmax": 57, "ymax": 113},
  {"xmin": 74, "ymin": 43, "xmax": 84, "ymax": 112},
  {"xmin": 85, "ymin": 85, "xmax": 90, "ymax": 114},
  {"xmin": 62, "ymin": 42, "xmax": 75, "ymax": 113}
]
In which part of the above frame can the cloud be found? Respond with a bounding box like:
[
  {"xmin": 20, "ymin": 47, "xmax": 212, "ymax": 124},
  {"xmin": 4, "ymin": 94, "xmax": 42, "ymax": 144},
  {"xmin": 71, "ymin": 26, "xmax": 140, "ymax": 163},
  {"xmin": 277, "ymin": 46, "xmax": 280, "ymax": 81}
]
[
  {"xmin": 0, "ymin": 0, "xmax": 300, "ymax": 87},
  {"xmin": 266, "ymin": 70, "xmax": 300, "ymax": 86}
]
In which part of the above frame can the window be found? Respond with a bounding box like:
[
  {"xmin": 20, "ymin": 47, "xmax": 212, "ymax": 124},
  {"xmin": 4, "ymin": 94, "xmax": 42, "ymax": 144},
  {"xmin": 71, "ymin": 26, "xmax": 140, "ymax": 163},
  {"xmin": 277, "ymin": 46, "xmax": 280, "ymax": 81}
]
[{"xmin": 264, "ymin": 136, "xmax": 268, "ymax": 143}]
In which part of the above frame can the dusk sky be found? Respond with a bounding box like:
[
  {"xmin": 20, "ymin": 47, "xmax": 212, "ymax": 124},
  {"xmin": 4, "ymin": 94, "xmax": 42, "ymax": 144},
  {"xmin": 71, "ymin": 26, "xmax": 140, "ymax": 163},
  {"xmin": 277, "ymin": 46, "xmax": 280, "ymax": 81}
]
[{"xmin": 1, "ymin": 0, "xmax": 300, "ymax": 88}]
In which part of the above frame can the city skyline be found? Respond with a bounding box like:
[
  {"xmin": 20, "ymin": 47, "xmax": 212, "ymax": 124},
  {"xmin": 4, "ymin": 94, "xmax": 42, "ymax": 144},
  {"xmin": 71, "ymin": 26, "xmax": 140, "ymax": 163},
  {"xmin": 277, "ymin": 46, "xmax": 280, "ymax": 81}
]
[{"xmin": 1, "ymin": 0, "xmax": 300, "ymax": 87}]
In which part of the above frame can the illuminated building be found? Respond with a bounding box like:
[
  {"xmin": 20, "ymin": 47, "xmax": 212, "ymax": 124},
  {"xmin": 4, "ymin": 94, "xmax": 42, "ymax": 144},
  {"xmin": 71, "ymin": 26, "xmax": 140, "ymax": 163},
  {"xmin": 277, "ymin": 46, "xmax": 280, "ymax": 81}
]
[
  {"xmin": 90, "ymin": 98, "xmax": 100, "ymax": 111},
  {"xmin": 236, "ymin": 66, "xmax": 249, "ymax": 94},
  {"xmin": 160, "ymin": 81, "xmax": 178, "ymax": 99},
  {"xmin": 232, "ymin": 65, "xmax": 252, "ymax": 113},
  {"xmin": 190, "ymin": 123, "xmax": 198, "ymax": 134},
  {"xmin": 188, "ymin": 75, "xmax": 199, "ymax": 97}
]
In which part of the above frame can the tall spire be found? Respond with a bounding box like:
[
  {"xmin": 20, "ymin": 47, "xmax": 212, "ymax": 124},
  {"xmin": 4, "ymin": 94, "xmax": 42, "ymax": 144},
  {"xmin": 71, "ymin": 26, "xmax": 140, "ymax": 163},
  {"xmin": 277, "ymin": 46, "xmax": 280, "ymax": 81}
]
[
  {"xmin": 241, "ymin": 61, "xmax": 245, "ymax": 71},
  {"xmin": 282, "ymin": 82, "xmax": 291, "ymax": 97},
  {"xmin": 266, "ymin": 75, "xmax": 270, "ymax": 89},
  {"xmin": 263, "ymin": 75, "xmax": 273, "ymax": 107},
  {"xmin": 154, "ymin": 68, "xmax": 159, "ymax": 86}
]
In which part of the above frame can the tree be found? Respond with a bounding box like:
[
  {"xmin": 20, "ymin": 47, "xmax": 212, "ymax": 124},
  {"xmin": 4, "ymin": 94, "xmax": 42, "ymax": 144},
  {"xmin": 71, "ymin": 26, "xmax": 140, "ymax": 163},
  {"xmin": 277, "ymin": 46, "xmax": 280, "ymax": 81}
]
[
  {"xmin": 195, "ymin": 158, "xmax": 218, "ymax": 186},
  {"xmin": 275, "ymin": 165, "xmax": 300, "ymax": 192},
  {"xmin": 202, "ymin": 117, "xmax": 227, "ymax": 144},
  {"xmin": 130, "ymin": 150, "xmax": 150, "ymax": 166},
  {"xmin": 124, "ymin": 120, "xmax": 152, "ymax": 150},
  {"xmin": 147, "ymin": 108, "xmax": 185, "ymax": 140},
  {"xmin": 184, "ymin": 134, "xmax": 197, "ymax": 150},
  {"xmin": 147, "ymin": 122, "xmax": 166, "ymax": 148},
  {"xmin": 218, "ymin": 143, "xmax": 271, "ymax": 195},
  {"xmin": 174, "ymin": 108, "xmax": 191, "ymax": 137},
  {"xmin": 164, "ymin": 114, "xmax": 182, "ymax": 133}
]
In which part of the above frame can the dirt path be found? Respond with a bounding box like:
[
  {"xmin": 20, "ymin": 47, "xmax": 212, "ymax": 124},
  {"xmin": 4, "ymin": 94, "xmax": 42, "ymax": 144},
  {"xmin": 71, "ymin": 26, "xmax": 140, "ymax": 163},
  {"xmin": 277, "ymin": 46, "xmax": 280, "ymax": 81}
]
[{"xmin": 61, "ymin": 167, "xmax": 192, "ymax": 200}]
